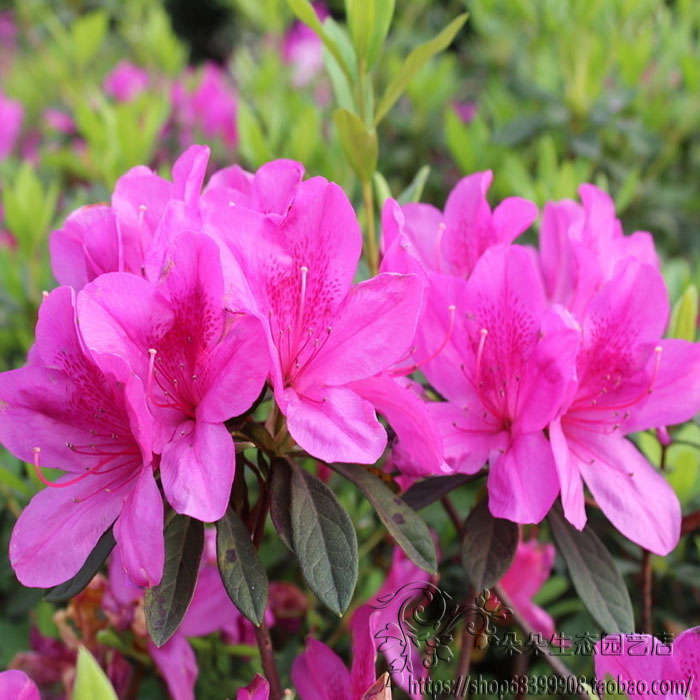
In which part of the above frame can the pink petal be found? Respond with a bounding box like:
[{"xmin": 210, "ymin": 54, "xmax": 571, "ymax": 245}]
[
  {"xmin": 395, "ymin": 201, "xmax": 444, "ymax": 271},
  {"xmin": 251, "ymin": 159, "xmax": 304, "ymax": 216},
  {"xmin": 197, "ymin": 314, "xmax": 269, "ymax": 423},
  {"xmin": 492, "ymin": 197, "xmax": 538, "ymax": 243},
  {"xmin": 149, "ymin": 634, "xmax": 198, "ymax": 700},
  {"xmin": 114, "ymin": 466, "xmax": 164, "ymax": 587},
  {"xmin": 548, "ymin": 418, "xmax": 586, "ymax": 529},
  {"xmin": 160, "ymin": 420, "xmax": 235, "ymax": 522},
  {"xmin": 0, "ymin": 670, "xmax": 40, "ymax": 700},
  {"xmin": 573, "ymin": 431, "xmax": 680, "ymax": 555},
  {"xmin": 428, "ymin": 401, "xmax": 507, "ymax": 474},
  {"xmin": 171, "ymin": 144, "xmax": 210, "ymax": 207},
  {"xmin": 283, "ymin": 386, "xmax": 386, "ymax": 464},
  {"xmin": 180, "ymin": 566, "xmax": 237, "ymax": 637},
  {"xmin": 350, "ymin": 375, "xmax": 446, "ymax": 476},
  {"xmin": 78, "ymin": 272, "xmax": 174, "ymax": 379},
  {"xmin": 672, "ymin": 626, "xmax": 700, "ymax": 690},
  {"xmin": 238, "ymin": 675, "xmax": 271, "ymax": 700},
  {"xmin": 623, "ymin": 339, "xmax": 700, "ymax": 434},
  {"xmin": 488, "ymin": 431, "xmax": 559, "ymax": 523},
  {"xmin": 299, "ymin": 273, "xmax": 424, "ymax": 390},
  {"xmin": 9, "ymin": 471, "xmax": 130, "ymax": 587},
  {"xmin": 292, "ymin": 639, "xmax": 352, "ymax": 700},
  {"xmin": 350, "ymin": 607, "xmax": 378, "ymax": 698}
]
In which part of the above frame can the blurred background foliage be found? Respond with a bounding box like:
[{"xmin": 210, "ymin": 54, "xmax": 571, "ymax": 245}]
[{"xmin": 1, "ymin": 0, "xmax": 700, "ymax": 697}]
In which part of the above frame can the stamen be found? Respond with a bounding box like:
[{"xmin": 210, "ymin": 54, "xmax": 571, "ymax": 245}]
[
  {"xmin": 41, "ymin": 290, "xmax": 49, "ymax": 301},
  {"xmin": 391, "ymin": 305, "xmax": 456, "ymax": 376},
  {"xmin": 147, "ymin": 348, "xmax": 157, "ymax": 396},
  {"xmin": 475, "ymin": 328, "xmax": 488, "ymax": 390},
  {"xmin": 580, "ymin": 345, "xmax": 663, "ymax": 413},
  {"xmin": 297, "ymin": 266, "xmax": 309, "ymax": 332}
]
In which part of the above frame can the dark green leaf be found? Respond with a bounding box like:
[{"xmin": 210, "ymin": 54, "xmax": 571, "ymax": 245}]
[
  {"xmin": 269, "ymin": 458, "xmax": 294, "ymax": 550},
  {"xmin": 145, "ymin": 515, "xmax": 204, "ymax": 647},
  {"xmin": 548, "ymin": 504, "xmax": 634, "ymax": 634},
  {"xmin": 401, "ymin": 474, "xmax": 478, "ymax": 510},
  {"xmin": 290, "ymin": 463, "xmax": 358, "ymax": 615},
  {"xmin": 44, "ymin": 528, "xmax": 116, "ymax": 603},
  {"xmin": 460, "ymin": 498, "xmax": 518, "ymax": 591},
  {"xmin": 329, "ymin": 463, "xmax": 436, "ymax": 574},
  {"xmin": 216, "ymin": 508, "xmax": 268, "ymax": 626}
]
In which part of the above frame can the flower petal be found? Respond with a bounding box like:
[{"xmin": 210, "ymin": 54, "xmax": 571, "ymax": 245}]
[
  {"xmin": 488, "ymin": 431, "xmax": 559, "ymax": 523},
  {"xmin": 160, "ymin": 420, "xmax": 235, "ymax": 522},
  {"xmin": 574, "ymin": 432, "xmax": 681, "ymax": 555},
  {"xmin": 548, "ymin": 418, "xmax": 586, "ymax": 529},
  {"xmin": 291, "ymin": 639, "xmax": 352, "ymax": 700},
  {"xmin": 114, "ymin": 466, "xmax": 164, "ymax": 587},
  {"xmin": 284, "ymin": 386, "xmax": 386, "ymax": 464},
  {"xmin": 149, "ymin": 634, "xmax": 198, "ymax": 700}
]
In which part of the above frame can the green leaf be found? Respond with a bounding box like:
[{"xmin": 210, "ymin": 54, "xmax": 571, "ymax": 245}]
[
  {"xmin": 374, "ymin": 13, "xmax": 467, "ymax": 125},
  {"xmin": 397, "ymin": 165, "xmax": 431, "ymax": 204},
  {"xmin": 71, "ymin": 11, "xmax": 108, "ymax": 68},
  {"xmin": 269, "ymin": 458, "xmax": 294, "ymax": 550},
  {"xmin": 548, "ymin": 505, "xmax": 634, "ymax": 634},
  {"xmin": 45, "ymin": 528, "xmax": 116, "ymax": 603},
  {"xmin": 401, "ymin": 474, "xmax": 477, "ymax": 510},
  {"xmin": 670, "ymin": 284, "xmax": 698, "ymax": 341},
  {"xmin": 145, "ymin": 515, "xmax": 204, "ymax": 647},
  {"xmin": 72, "ymin": 646, "xmax": 119, "ymax": 700},
  {"xmin": 216, "ymin": 507, "xmax": 268, "ymax": 626},
  {"xmin": 460, "ymin": 498, "xmax": 518, "ymax": 590},
  {"xmin": 333, "ymin": 108, "xmax": 378, "ymax": 182},
  {"xmin": 290, "ymin": 463, "xmax": 358, "ymax": 615},
  {"xmin": 346, "ymin": 0, "xmax": 395, "ymax": 69},
  {"xmin": 329, "ymin": 463, "xmax": 437, "ymax": 574},
  {"xmin": 373, "ymin": 171, "xmax": 393, "ymax": 207}
]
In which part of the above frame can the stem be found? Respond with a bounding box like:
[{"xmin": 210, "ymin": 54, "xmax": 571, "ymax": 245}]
[
  {"xmin": 362, "ymin": 179, "xmax": 379, "ymax": 276},
  {"xmin": 254, "ymin": 620, "xmax": 283, "ymax": 700},
  {"xmin": 441, "ymin": 495, "xmax": 462, "ymax": 535},
  {"xmin": 455, "ymin": 588, "xmax": 475, "ymax": 682},
  {"xmin": 641, "ymin": 549, "xmax": 653, "ymax": 634},
  {"xmin": 494, "ymin": 585, "xmax": 590, "ymax": 700}
]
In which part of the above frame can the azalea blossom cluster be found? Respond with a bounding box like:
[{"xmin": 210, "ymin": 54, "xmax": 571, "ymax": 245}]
[{"xmin": 0, "ymin": 144, "xmax": 698, "ymax": 598}]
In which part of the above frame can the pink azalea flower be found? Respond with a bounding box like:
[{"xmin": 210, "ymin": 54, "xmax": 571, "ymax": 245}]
[
  {"xmin": 103, "ymin": 60, "xmax": 149, "ymax": 101},
  {"xmin": 382, "ymin": 172, "xmax": 537, "ymax": 279},
  {"xmin": 207, "ymin": 171, "xmax": 424, "ymax": 463},
  {"xmin": 539, "ymin": 184, "xmax": 658, "ymax": 319},
  {"xmin": 282, "ymin": 3, "xmax": 329, "ymax": 87},
  {"xmin": 594, "ymin": 628, "xmax": 700, "ymax": 699},
  {"xmin": 77, "ymin": 232, "xmax": 269, "ymax": 522},
  {"xmin": 418, "ymin": 244, "xmax": 580, "ymax": 522},
  {"xmin": 173, "ymin": 63, "xmax": 238, "ymax": 148},
  {"xmin": 550, "ymin": 258, "xmax": 700, "ymax": 554},
  {"xmin": 0, "ymin": 287, "xmax": 163, "ymax": 588},
  {"xmin": 238, "ymin": 675, "xmax": 271, "ymax": 700},
  {"xmin": 0, "ymin": 89, "xmax": 23, "ymax": 158},
  {"xmin": 499, "ymin": 539, "xmax": 556, "ymax": 638},
  {"xmin": 44, "ymin": 109, "xmax": 75, "ymax": 135},
  {"xmin": 50, "ymin": 144, "xmax": 210, "ymax": 289},
  {"xmin": 292, "ymin": 614, "xmax": 383, "ymax": 700},
  {"xmin": 0, "ymin": 670, "xmax": 41, "ymax": 700}
]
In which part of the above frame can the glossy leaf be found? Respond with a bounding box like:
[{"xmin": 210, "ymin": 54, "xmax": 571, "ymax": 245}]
[
  {"xmin": 401, "ymin": 473, "xmax": 478, "ymax": 510},
  {"xmin": 346, "ymin": 0, "xmax": 395, "ymax": 69},
  {"xmin": 329, "ymin": 463, "xmax": 437, "ymax": 574},
  {"xmin": 670, "ymin": 284, "xmax": 698, "ymax": 341},
  {"xmin": 269, "ymin": 458, "xmax": 294, "ymax": 550},
  {"xmin": 548, "ymin": 505, "xmax": 634, "ymax": 634},
  {"xmin": 216, "ymin": 507, "xmax": 268, "ymax": 626},
  {"xmin": 145, "ymin": 515, "xmax": 204, "ymax": 647},
  {"xmin": 290, "ymin": 463, "xmax": 358, "ymax": 615},
  {"xmin": 460, "ymin": 498, "xmax": 518, "ymax": 590}
]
